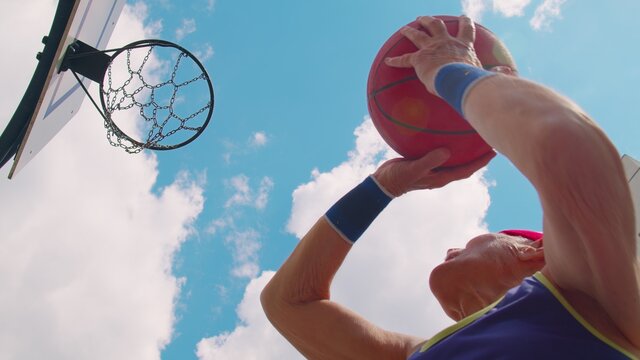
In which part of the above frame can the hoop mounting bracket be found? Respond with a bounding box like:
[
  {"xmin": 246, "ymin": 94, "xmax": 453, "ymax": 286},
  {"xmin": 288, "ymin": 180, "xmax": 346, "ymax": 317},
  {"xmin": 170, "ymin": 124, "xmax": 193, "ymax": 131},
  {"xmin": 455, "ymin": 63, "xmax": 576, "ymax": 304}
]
[{"xmin": 59, "ymin": 40, "xmax": 112, "ymax": 83}]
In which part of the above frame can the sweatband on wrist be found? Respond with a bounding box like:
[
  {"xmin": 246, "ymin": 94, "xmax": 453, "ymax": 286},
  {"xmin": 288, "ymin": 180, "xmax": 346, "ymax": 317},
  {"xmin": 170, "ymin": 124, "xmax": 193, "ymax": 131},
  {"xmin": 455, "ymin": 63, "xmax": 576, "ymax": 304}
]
[
  {"xmin": 324, "ymin": 176, "xmax": 393, "ymax": 244},
  {"xmin": 434, "ymin": 63, "xmax": 496, "ymax": 117}
]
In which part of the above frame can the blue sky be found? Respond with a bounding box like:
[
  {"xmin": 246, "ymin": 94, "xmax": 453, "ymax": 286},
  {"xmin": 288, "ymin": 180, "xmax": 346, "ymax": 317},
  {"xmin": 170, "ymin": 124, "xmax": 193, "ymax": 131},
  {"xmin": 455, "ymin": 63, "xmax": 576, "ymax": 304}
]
[{"xmin": 1, "ymin": 0, "xmax": 640, "ymax": 359}]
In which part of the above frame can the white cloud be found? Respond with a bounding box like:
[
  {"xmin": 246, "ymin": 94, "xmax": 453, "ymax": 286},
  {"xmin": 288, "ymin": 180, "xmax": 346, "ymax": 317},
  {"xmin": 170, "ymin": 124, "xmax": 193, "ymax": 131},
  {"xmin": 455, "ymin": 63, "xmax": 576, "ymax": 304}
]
[
  {"xmin": 194, "ymin": 43, "xmax": 215, "ymax": 62},
  {"xmin": 225, "ymin": 229, "xmax": 262, "ymax": 278},
  {"xmin": 0, "ymin": 3, "xmax": 205, "ymax": 360},
  {"xmin": 250, "ymin": 132, "xmax": 268, "ymax": 147},
  {"xmin": 231, "ymin": 261, "xmax": 260, "ymax": 279},
  {"xmin": 176, "ymin": 18, "xmax": 197, "ymax": 41},
  {"xmin": 225, "ymin": 175, "xmax": 252, "ymax": 208},
  {"xmin": 128, "ymin": 1, "xmax": 163, "ymax": 37},
  {"xmin": 460, "ymin": 0, "xmax": 565, "ymax": 30},
  {"xmin": 226, "ymin": 230, "xmax": 262, "ymax": 279},
  {"xmin": 212, "ymin": 224, "xmax": 261, "ymax": 279},
  {"xmin": 255, "ymin": 177, "xmax": 274, "ymax": 210},
  {"xmin": 206, "ymin": 0, "xmax": 216, "ymax": 12},
  {"xmin": 197, "ymin": 118, "xmax": 492, "ymax": 359},
  {"xmin": 196, "ymin": 272, "xmax": 302, "ymax": 359},
  {"xmin": 206, "ymin": 216, "xmax": 233, "ymax": 236},
  {"xmin": 213, "ymin": 175, "xmax": 274, "ymax": 278},
  {"xmin": 530, "ymin": 0, "xmax": 566, "ymax": 30},
  {"xmin": 224, "ymin": 175, "xmax": 274, "ymax": 210},
  {"xmin": 462, "ymin": 0, "xmax": 488, "ymax": 21},
  {"xmin": 221, "ymin": 131, "xmax": 271, "ymax": 163},
  {"xmin": 493, "ymin": 0, "xmax": 531, "ymax": 17}
]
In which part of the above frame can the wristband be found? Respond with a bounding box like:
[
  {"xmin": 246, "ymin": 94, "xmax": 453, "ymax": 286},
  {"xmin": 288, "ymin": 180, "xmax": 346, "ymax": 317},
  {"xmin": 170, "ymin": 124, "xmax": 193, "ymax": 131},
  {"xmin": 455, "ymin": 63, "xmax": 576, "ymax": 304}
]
[
  {"xmin": 325, "ymin": 176, "xmax": 393, "ymax": 244},
  {"xmin": 434, "ymin": 63, "xmax": 495, "ymax": 116}
]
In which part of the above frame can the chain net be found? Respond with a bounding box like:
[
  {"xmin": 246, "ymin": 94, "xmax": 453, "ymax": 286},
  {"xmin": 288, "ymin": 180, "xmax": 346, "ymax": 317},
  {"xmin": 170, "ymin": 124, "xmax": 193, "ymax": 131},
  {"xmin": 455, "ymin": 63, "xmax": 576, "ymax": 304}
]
[{"xmin": 101, "ymin": 41, "xmax": 213, "ymax": 152}]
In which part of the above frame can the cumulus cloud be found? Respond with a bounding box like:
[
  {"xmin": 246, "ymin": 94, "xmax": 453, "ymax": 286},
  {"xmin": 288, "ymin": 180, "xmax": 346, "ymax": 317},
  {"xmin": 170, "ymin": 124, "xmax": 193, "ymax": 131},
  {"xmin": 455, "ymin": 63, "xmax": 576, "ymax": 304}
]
[
  {"xmin": 226, "ymin": 230, "xmax": 262, "ymax": 279},
  {"xmin": 493, "ymin": 0, "xmax": 531, "ymax": 17},
  {"xmin": 196, "ymin": 273, "xmax": 301, "ymax": 358},
  {"xmin": 206, "ymin": 0, "xmax": 216, "ymax": 12},
  {"xmin": 224, "ymin": 175, "xmax": 273, "ymax": 209},
  {"xmin": 462, "ymin": 0, "xmax": 488, "ymax": 21},
  {"xmin": 461, "ymin": 0, "xmax": 565, "ymax": 29},
  {"xmin": 194, "ymin": 43, "xmax": 215, "ymax": 62},
  {"xmin": 530, "ymin": 0, "xmax": 566, "ymax": 30},
  {"xmin": 197, "ymin": 118, "xmax": 493, "ymax": 359},
  {"xmin": 209, "ymin": 175, "xmax": 274, "ymax": 278},
  {"xmin": 225, "ymin": 175, "xmax": 252, "ymax": 208},
  {"xmin": 176, "ymin": 18, "xmax": 197, "ymax": 41},
  {"xmin": 221, "ymin": 131, "xmax": 271, "ymax": 163},
  {"xmin": 206, "ymin": 216, "xmax": 234, "ymax": 236},
  {"xmin": 250, "ymin": 132, "xmax": 268, "ymax": 147},
  {"xmin": 0, "ymin": 3, "xmax": 205, "ymax": 360},
  {"xmin": 128, "ymin": 1, "xmax": 163, "ymax": 37},
  {"xmin": 255, "ymin": 177, "xmax": 274, "ymax": 210}
]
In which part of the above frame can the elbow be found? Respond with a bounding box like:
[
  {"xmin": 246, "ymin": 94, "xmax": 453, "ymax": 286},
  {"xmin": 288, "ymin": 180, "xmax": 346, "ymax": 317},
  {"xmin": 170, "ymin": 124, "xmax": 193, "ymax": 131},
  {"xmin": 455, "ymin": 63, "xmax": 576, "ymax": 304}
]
[
  {"xmin": 260, "ymin": 274, "xmax": 291, "ymax": 325},
  {"xmin": 260, "ymin": 277, "xmax": 278, "ymax": 320}
]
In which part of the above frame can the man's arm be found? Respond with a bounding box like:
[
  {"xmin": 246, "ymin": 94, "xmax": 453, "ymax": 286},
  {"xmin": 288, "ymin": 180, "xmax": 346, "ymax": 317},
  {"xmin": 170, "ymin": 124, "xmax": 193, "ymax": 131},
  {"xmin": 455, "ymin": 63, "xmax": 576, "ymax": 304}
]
[
  {"xmin": 387, "ymin": 15, "xmax": 640, "ymax": 346},
  {"xmin": 465, "ymin": 73, "xmax": 640, "ymax": 346},
  {"xmin": 261, "ymin": 149, "xmax": 494, "ymax": 359},
  {"xmin": 261, "ymin": 217, "xmax": 421, "ymax": 360}
]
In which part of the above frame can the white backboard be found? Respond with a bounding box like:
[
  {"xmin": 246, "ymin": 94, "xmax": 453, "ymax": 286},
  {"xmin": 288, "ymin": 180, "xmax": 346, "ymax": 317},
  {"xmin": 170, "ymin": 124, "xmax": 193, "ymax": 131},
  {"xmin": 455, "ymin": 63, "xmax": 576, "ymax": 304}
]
[{"xmin": 9, "ymin": 0, "xmax": 125, "ymax": 178}]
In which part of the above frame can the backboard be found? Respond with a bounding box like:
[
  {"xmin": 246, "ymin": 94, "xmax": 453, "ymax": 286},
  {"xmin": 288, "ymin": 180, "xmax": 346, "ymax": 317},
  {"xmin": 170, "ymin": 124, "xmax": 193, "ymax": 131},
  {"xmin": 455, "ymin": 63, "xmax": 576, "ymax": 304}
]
[
  {"xmin": 621, "ymin": 154, "xmax": 640, "ymax": 258},
  {"xmin": 0, "ymin": 0, "xmax": 125, "ymax": 178}
]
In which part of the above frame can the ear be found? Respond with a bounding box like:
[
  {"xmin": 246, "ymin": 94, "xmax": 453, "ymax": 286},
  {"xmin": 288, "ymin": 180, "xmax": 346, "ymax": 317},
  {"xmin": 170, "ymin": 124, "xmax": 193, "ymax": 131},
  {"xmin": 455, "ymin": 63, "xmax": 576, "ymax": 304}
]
[{"xmin": 516, "ymin": 245, "xmax": 545, "ymax": 262}]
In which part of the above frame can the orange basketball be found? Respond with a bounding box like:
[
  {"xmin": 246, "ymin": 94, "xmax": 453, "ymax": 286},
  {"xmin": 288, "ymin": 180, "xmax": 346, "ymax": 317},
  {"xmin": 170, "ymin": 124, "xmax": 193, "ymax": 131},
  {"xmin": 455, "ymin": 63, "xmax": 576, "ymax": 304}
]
[{"xmin": 367, "ymin": 16, "xmax": 516, "ymax": 166}]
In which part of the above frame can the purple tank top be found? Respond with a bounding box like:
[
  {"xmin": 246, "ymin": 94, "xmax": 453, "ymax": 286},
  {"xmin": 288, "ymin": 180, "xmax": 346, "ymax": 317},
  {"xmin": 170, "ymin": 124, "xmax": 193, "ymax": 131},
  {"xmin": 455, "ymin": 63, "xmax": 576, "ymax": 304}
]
[{"xmin": 409, "ymin": 273, "xmax": 635, "ymax": 359}]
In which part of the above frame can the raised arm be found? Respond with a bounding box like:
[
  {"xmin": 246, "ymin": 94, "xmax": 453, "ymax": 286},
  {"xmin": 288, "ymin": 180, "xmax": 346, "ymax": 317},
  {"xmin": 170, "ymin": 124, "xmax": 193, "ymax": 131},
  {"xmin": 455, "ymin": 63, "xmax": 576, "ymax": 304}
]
[
  {"xmin": 387, "ymin": 15, "xmax": 640, "ymax": 347},
  {"xmin": 260, "ymin": 148, "xmax": 494, "ymax": 359}
]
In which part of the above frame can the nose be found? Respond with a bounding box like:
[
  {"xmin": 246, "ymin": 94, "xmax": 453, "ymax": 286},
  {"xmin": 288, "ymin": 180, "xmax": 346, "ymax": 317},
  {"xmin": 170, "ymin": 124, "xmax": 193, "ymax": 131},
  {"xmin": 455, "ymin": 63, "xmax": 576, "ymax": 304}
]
[{"xmin": 445, "ymin": 248, "xmax": 463, "ymax": 261}]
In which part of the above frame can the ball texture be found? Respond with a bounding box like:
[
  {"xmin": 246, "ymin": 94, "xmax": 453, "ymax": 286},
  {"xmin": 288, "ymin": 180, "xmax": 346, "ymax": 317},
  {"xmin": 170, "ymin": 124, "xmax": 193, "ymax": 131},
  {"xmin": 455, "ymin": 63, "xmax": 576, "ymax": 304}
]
[{"xmin": 367, "ymin": 16, "xmax": 516, "ymax": 166}]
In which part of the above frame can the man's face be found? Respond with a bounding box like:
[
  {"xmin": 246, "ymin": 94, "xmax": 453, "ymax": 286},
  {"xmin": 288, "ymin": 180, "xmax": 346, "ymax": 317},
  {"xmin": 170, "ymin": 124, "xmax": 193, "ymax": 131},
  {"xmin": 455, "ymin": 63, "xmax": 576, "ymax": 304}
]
[{"xmin": 429, "ymin": 233, "xmax": 522, "ymax": 320}]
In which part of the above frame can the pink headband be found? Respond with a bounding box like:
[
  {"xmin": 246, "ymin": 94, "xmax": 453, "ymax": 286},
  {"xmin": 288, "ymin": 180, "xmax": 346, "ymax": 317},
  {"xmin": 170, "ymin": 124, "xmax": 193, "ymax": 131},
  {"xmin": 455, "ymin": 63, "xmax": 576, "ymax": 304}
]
[{"xmin": 499, "ymin": 229, "xmax": 543, "ymax": 243}]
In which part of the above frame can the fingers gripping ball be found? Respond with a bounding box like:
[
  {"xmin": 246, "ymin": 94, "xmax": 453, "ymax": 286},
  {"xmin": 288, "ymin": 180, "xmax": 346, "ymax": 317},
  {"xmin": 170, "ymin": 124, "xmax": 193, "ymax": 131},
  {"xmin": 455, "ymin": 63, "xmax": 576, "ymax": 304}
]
[{"xmin": 367, "ymin": 15, "xmax": 516, "ymax": 166}]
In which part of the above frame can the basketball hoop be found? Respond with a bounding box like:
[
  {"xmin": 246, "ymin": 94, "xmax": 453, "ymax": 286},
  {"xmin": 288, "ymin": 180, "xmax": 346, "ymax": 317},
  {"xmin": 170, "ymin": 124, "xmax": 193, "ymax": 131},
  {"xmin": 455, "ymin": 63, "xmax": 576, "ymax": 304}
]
[{"xmin": 61, "ymin": 38, "xmax": 214, "ymax": 153}]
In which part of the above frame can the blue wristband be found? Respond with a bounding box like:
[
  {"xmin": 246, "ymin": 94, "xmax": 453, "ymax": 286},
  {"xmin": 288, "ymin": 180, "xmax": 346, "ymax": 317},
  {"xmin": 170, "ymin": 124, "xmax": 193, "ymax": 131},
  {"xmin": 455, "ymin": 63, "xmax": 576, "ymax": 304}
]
[
  {"xmin": 325, "ymin": 176, "xmax": 393, "ymax": 244},
  {"xmin": 434, "ymin": 63, "xmax": 495, "ymax": 116}
]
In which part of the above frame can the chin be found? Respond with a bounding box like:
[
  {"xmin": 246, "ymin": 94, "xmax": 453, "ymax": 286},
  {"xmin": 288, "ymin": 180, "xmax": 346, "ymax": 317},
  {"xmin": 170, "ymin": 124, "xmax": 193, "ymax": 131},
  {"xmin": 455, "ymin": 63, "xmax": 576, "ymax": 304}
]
[{"xmin": 428, "ymin": 264, "xmax": 457, "ymax": 319}]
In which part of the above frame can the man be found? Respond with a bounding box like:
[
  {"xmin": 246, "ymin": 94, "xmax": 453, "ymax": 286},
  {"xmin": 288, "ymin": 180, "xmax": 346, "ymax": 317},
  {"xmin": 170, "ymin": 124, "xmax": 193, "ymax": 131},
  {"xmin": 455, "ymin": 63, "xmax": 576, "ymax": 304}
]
[{"xmin": 261, "ymin": 15, "xmax": 640, "ymax": 359}]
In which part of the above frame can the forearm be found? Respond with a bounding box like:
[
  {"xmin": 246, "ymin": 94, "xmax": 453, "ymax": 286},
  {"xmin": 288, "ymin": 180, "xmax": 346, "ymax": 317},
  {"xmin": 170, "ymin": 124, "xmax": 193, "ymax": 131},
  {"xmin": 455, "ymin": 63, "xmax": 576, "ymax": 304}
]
[
  {"xmin": 462, "ymin": 74, "xmax": 600, "ymax": 183},
  {"xmin": 262, "ymin": 176, "xmax": 392, "ymax": 305},
  {"xmin": 261, "ymin": 214, "xmax": 418, "ymax": 359},
  {"xmin": 262, "ymin": 217, "xmax": 351, "ymax": 307}
]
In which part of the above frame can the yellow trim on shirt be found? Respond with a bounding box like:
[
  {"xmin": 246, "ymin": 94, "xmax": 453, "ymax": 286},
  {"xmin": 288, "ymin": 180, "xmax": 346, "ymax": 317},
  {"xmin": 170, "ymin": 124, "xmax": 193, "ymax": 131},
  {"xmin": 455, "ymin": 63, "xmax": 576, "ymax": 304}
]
[
  {"xmin": 418, "ymin": 273, "xmax": 637, "ymax": 359},
  {"xmin": 533, "ymin": 272, "xmax": 638, "ymax": 360},
  {"xmin": 419, "ymin": 296, "xmax": 504, "ymax": 353}
]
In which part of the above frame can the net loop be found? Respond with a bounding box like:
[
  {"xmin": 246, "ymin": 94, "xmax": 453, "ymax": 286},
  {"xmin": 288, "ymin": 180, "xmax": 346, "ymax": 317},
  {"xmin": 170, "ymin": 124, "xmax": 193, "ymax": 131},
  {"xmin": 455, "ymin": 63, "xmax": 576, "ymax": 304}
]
[{"xmin": 100, "ymin": 39, "xmax": 214, "ymax": 152}]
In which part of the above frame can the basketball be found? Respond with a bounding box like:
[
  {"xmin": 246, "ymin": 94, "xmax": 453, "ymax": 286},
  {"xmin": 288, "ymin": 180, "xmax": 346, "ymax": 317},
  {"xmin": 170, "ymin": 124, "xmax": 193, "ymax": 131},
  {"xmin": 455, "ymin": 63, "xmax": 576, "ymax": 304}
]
[{"xmin": 367, "ymin": 16, "xmax": 516, "ymax": 166}]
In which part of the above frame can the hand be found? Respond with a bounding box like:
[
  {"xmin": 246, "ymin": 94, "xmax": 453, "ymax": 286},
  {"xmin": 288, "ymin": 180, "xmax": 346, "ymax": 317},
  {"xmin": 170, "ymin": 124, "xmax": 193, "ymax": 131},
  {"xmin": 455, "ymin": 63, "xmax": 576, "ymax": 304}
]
[
  {"xmin": 373, "ymin": 148, "xmax": 496, "ymax": 197},
  {"xmin": 384, "ymin": 16, "xmax": 483, "ymax": 94}
]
